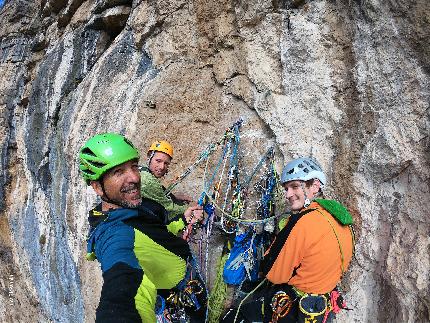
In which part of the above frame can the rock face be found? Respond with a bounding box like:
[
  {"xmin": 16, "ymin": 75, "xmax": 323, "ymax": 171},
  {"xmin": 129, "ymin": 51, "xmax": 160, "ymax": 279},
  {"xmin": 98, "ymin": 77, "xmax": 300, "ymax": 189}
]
[{"xmin": 0, "ymin": 0, "xmax": 428, "ymax": 322}]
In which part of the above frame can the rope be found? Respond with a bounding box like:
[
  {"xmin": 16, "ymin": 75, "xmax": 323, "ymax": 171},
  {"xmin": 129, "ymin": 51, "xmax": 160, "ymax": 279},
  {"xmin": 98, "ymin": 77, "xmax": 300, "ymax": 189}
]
[
  {"xmin": 195, "ymin": 139, "xmax": 233, "ymax": 272},
  {"xmin": 207, "ymin": 253, "xmax": 229, "ymax": 323},
  {"xmin": 233, "ymin": 278, "xmax": 267, "ymax": 323},
  {"xmin": 201, "ymin": 189, "xmax": 284, "ymax": 225},
  {"xmin": 242, "ymin": 147, "xmax": 274, "ymax": 189},
  {"xmin": 315, "ymin": 209, "xmax": 346, "ymax": 274},
  {"xmin": 165, "ymin": 118, "xmax": 243, "ymax": 196}
]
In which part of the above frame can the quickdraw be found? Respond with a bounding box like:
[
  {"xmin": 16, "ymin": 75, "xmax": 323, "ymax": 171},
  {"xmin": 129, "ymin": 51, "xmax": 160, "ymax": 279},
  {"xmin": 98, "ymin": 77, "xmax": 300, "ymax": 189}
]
[
  {"xmin": 270, "ymin": 291, "xmax": 295, "ymax": 323},
  {"xmin": 163, "ymin": 279, "xmax": 206, "ymax": 322},
  {"xmin": 167, "ymin": 279, "xmax": 205, "ymax": 310}
]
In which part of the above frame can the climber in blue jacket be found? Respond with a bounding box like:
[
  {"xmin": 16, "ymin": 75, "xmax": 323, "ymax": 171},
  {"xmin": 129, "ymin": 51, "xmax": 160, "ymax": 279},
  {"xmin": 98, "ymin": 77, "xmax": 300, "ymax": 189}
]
[{"xmin": 79, "ymin": 133, "xmax": 206, "ymax": 322}]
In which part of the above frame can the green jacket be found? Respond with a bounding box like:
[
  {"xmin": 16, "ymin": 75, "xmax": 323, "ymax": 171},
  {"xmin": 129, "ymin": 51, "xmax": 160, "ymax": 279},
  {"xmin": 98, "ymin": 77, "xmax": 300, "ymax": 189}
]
[{"xmin": 140, "ymin": 167, "xmax": 187, "ymax": 234}]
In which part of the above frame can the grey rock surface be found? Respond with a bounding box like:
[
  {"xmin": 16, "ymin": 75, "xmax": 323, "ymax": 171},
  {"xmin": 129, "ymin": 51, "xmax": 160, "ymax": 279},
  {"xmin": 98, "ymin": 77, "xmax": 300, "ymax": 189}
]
[{"xmin": 0, "ymin": 0, "xmax": 428, "ymax": 322}]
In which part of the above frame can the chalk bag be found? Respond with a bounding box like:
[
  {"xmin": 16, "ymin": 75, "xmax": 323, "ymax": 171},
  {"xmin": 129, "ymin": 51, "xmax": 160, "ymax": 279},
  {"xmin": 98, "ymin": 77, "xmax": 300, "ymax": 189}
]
[{"xmin": 298, "ymin": 294, "xmax": 328, "ymax": 323}]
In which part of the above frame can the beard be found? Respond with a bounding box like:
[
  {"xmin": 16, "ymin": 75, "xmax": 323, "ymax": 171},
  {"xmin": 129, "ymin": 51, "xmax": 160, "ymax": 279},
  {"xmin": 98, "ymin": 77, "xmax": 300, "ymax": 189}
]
[
  {"xmin": 121, "ymin": 199, "xmax": 142, "ymax": 208},
  {"xmin": 118, "ymin": 183, "xmax": 141, "ymax": 208}
]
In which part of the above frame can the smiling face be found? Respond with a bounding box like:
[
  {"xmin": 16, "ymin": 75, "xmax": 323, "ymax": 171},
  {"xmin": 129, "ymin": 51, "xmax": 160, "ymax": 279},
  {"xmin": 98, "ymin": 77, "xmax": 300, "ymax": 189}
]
[
  {"xmin": 283, "ymin": 179, "xmax": 321, "ymax": 211},
  {"xmin": 148, "ymin": 151, "xmax": 171, "ymax": 178},
  {"xmin": 91, "ymin": 159, "xmax": 141, "ymax": 210}
]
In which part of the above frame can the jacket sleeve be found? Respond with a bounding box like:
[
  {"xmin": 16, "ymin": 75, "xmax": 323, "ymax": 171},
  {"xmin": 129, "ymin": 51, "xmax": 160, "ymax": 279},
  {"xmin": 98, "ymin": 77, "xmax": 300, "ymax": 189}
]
[
  {"xmin": 96, "ymin": 262, "xmax": 144, "ymax": 322},
  {"xmin": 93, "ymin": 223, "xmax": 157, "ymax": 322},
  {"xmin": 140, "ymin": 170, "xmax": 188, "ymax": 220}
]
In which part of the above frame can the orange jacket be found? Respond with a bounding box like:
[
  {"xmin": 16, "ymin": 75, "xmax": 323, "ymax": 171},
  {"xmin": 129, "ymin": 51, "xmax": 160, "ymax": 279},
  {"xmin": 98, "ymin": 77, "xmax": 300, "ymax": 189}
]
[{"xmin": 265, "ymin": 202, "xmax": 353, "ymax": 294}]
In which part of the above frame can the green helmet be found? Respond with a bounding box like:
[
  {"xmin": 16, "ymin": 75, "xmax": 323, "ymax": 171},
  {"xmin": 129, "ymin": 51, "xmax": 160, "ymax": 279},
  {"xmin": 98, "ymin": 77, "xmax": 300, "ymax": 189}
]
[{"xmin": 79, "ymin": 133, "xmax": 139, "ymax": 183}]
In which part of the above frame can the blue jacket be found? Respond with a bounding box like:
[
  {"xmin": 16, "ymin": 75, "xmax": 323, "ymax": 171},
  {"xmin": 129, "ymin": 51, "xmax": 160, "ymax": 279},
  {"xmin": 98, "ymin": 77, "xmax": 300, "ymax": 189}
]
[{"xmin": 86, "ymin": 199, "xmax": 191, "ymax": 322}]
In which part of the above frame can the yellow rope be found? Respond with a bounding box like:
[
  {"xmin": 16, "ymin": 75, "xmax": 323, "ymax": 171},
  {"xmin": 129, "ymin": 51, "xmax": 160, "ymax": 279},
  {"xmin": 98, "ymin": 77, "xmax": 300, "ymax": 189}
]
[
  {"xmin": 315, "ymin": 209, "xmax": 346, "ymax": 274},
  {"xmin": 233, "ymin": 278, "xmax": 267, "ymax": 323},
  {"xmin": 207, "ymin": 253, "xmax": 229, "ymax": 323}
]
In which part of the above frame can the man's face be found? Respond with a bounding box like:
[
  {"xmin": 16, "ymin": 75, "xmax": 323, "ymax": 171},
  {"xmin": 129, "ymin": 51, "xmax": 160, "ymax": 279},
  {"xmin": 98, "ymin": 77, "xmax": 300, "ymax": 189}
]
[
  {"xmin": 283, "ymin": 180, "xmax": 320, "ymax": 211},
  {"xmin": 148, "ymin": 151, "xmax": 171, "ymax": 178},
  {"xmin": 92, "ymin": 159, "xmax": 141, "ymax": 209}
]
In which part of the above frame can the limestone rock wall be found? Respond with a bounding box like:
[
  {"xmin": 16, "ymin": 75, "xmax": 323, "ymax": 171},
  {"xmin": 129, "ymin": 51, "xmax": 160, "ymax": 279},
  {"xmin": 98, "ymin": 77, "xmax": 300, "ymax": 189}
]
[{"xmin": 0, "ymin": 0, "xmax": 428, "ymax": 322}]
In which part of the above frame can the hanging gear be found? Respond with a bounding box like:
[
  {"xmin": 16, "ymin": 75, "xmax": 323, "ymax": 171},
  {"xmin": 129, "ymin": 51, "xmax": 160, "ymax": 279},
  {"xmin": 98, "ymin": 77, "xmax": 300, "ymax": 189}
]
[
  {"xmin": 79, "ymin": 133, "xmax": 139, "ymax": 184},
  {"xmin": 270, "ymin": 291, "xmax": 295, "ymax": 323},
  {"xmin": 280, "ymin": 157, "xmax": 326, "ymax": 187},
  {"xmin": 321, "ymin": 289, "xmax": 352, "ymax": 323},
  {"xmin": 156, "ymin": 295, "xmax": 174, "ymax": 323},
  {"xmin": 165, "ymin": 118, "xmax": 243, "ymax": 196},
  {"xmin": 223, "ymin": 231, "xmax": 260, "ymax": 285},
  {"xmin": 149, "ymin": 140, "xmax": 174, "ymax": 158},
  {"xmin": 200, "ymin": 146, "xmax": 282, "ymax": 228},
  {"xmin": 161, "ymin": 257, "xmax": 208, "ymax": 322},
  {"xmin": 255, "ymin": 148, "xmax": 277, "ymax": 221},
  {"xmin": 166, "ymin": 279, "xmax": 205, "ymax": 311}
]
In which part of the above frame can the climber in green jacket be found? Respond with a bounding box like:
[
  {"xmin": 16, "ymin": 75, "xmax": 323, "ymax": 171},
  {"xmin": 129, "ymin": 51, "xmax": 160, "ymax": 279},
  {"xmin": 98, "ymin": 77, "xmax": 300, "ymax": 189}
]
[{"xmin": 140, "ymin": 140, "xmax": 203, "ymax": 234}]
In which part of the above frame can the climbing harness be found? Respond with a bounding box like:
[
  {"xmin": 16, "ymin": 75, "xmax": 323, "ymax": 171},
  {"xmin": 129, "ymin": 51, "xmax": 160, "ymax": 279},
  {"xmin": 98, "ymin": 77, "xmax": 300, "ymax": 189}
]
[{"xmin": 292, "ymin": 286, "xmax": 351, "ymax": 323}]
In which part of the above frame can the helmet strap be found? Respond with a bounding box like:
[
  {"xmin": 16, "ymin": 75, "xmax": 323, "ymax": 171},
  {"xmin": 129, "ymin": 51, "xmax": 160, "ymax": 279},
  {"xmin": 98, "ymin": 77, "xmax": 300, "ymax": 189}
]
[
  {"xmin": 300, "ymin": 182, "xmax": 312, "ymax": 208},
  {"xmin": 147, "ymin": 150, "xmax": 156, "ymax": 168}
]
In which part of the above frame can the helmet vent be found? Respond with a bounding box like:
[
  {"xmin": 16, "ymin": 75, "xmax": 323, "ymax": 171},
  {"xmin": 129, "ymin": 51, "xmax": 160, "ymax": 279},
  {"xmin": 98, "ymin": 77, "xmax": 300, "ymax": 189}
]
[
  {"xmin": 81, "ymin": 147, "xmax": 97, "ymax": 157},
  {"xmin": 123, "ymin": 137, "xmax": 136, "ymax": 149},
  {"xmin": 81, "ymin": 169, "xmax": 96, "ymax": 176},
  {"xmin": 89, "ymin": 161, "xmax": 106, "ymax": 168}
]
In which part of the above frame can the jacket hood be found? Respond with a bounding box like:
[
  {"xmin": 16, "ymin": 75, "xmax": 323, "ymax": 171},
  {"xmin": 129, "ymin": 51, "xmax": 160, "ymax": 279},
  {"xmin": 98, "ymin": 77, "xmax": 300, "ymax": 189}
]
[{"xmin": 314, "ymin": 199, "xmax": 354, "ymax": 225}]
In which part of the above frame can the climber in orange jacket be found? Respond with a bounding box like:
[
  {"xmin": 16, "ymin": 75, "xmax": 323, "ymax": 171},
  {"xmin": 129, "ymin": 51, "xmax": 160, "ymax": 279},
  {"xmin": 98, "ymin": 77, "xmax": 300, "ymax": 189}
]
[{"xmin": 222, "ymin": 157, "xmax": 354, "ymax": 323}]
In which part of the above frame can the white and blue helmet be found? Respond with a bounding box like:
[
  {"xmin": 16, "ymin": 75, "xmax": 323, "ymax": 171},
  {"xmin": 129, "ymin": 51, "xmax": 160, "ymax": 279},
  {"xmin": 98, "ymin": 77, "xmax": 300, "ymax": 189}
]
[{"xmin": 281, "ymin": 157, "xmax": 326, "ymax": 187}]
